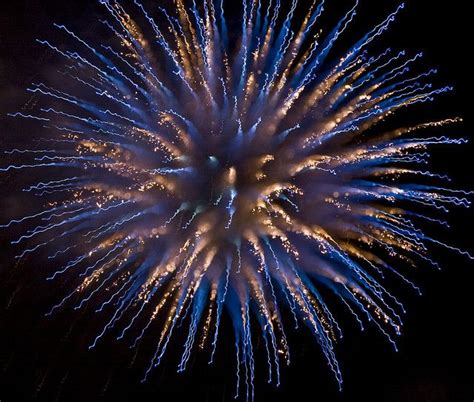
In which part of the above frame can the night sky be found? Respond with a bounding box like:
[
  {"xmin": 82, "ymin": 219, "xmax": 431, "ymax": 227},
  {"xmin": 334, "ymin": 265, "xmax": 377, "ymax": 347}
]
[{"xmin": 1, "ymin": 1, "xmax": 473, "ymax": 401}]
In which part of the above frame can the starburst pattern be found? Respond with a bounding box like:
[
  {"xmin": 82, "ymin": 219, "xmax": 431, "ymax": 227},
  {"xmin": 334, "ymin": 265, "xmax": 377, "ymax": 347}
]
[{"xmin": 2, "ymin": 1, "xmax": 472, "ymax": 400}]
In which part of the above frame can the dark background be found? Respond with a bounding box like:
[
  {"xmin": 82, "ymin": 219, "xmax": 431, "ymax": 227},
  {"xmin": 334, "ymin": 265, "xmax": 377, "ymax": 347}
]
[{"xmin": 0, "ymin": 1, "xmax": 472, "ymax": 401}]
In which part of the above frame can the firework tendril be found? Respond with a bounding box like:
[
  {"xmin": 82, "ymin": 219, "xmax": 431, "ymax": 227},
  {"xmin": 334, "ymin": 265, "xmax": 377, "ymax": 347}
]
[{"xmin": 2, "ymin": 0, "xmax": 472, "ymax": 400}]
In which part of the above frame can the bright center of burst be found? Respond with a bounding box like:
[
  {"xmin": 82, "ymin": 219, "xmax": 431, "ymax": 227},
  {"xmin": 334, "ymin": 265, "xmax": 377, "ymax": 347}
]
[{"xmin": 166, "ymin": 152, "xmax": 279, "ymax": 241}]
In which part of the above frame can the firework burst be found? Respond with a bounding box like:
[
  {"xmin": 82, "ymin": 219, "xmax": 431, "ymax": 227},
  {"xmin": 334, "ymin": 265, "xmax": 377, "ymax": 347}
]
[{"xmin": 2, "ymin": 0, "xmax": 472, "ymax": 400}]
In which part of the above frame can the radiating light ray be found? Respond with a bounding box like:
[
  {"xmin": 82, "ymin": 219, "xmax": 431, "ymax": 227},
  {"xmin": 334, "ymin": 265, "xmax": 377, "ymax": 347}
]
[{"xmin": 2, "ymin": 1, "xmax": 471, "ymax": 401}]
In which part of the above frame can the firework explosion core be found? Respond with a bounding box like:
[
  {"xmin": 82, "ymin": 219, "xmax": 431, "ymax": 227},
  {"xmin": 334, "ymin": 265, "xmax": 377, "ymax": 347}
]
[{"xmin": 1, "ymin": 0, "xmax": 472, "ymax": 400}]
